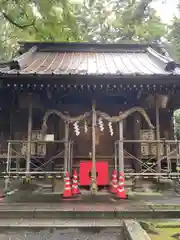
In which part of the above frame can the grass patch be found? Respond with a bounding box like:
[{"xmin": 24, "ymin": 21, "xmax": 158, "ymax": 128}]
[
  {"xmin": 148, "ymin": 205, "xmax": 180, "ymax": 210},
  {"xmin": 156, "ymin": 222, "xmax": 180, "ymax": 228},
  {"xmin": 149, "ymin": 228, "xmax": 180, "ymax": 240},
  {"xmin": 139, "ymin": 221, "xmax": 159, "ymax": 235},
  {"xmin": 140, "ymin": 221, "xmax": 180, "ymax": 240},
  {"xmin": 128, "ymin": 191, "xmax": 162, "ymax": 196}
]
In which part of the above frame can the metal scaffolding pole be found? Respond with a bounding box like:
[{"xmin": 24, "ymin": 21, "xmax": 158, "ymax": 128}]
[
  {"xmin": 118, "ymin": 120, "xmax": 124, "ymax": 173},
  {"xmin": 5, "ymin": 142, "xmax": 11, "ymax": 191},
  {"xmin": 91, "ymin": 101, "xmax": 98, "ymax": 193},
  {"xmin": 26, "ymin": 101, "xmax": 32, "ymax": 177}
]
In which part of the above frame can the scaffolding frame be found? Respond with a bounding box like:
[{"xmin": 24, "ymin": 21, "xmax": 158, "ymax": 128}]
[
  {"xmin": 4, "ymin": 139, "xmax": 74, "ymax": 190},
  {"xmin": 115, "ymin": 139, "xmax": 180, "ymax": 180},
  {"xmin": 3, "ymin": 103, "xmax": 180, "ymax": 192}
]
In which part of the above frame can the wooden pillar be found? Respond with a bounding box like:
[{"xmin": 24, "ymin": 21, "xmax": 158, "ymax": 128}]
[
  {"xmin": 44, "ymin": 116, "xmax": 56, "ymax": 172},
  {"xmin": 91, "ymin": 101, "xmax": 97, "ymax": 193},
  {"xmin": 118, "ymin": 120, "xmax": 124, "ymax": 173},
  {"xmin": 26, "ymin": 101, "xmax": 32, "ymax": 176},
  {"xmin": 64, "ymin": 121, "xmax": 69, "ymax": 173},
  {"xmin": 169, "ymin": 110, "xmax": 174, "ymax": 140},
  {"xmin": 133, "ymin": 113, "xmax": 142, "ymax": 173},
  {"xmin": 155, "ymin": 98, "xmax": 161, "ymax": 173}
]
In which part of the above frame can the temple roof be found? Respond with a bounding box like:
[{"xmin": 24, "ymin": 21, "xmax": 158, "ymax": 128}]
[{"xmin": 0, "ymin": 42, "xmax": 180, "ymax": 77}]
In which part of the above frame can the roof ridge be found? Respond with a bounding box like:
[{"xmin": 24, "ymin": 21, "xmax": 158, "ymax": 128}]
[{"xmin": 18, "ymin": 41, "xmax": 150, "ymax": 53}]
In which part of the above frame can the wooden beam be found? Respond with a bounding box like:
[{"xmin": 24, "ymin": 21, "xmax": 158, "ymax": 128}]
[
  {"xmin": 91, "ymin": 100, "xmax": 98, "ymax": 193},
  {"xmin": 155, "ymin": 96, "xmax": 161, "ymax": 173},
  {"xmin": 133, "ymin": 113, "xmax": 142, "ymax": 172},
  {"xmin": 26, "ymin": 100, "xmax": 32, "ymax": 176}
]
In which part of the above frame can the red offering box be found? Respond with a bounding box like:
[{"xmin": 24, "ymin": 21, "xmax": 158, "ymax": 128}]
[{"xmin": 79, "ymin": 161, "xmax": 109, "ymax": 186}]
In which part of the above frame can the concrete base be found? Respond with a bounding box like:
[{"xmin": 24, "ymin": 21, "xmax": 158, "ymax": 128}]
[
  {"xmin": 132, "ymin": 178, "xmax": 160, "ymax": 193},
  {"xmin": 124, "ymin": 220, "xmax": 151, "ymax": 240},
  {"xmin": 54, "ymin": 179, "xmax": 64, "ymax": 193},
  {"xmin": 131, "ymin": 178, "xmax": 146, "ymax": 192}
]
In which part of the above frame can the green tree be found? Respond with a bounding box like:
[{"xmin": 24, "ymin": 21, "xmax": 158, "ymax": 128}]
[
  {"xmin": 167, "ymin": 0, "xmax": 180, "ymax": 60},
  {"xmin": 174, "ymin": 110, "xmax": 180, "ymax": 139},
  {"xmin": 75, "ymin": 0, "xmax": 166, "ymax": 43},
  {"xmin": 168, "ymin": 17, "xmax": 180, "ymax": 60},
  {"xmin": 0, "ymin": 0, "xmax": 80, "ymax": 61}
]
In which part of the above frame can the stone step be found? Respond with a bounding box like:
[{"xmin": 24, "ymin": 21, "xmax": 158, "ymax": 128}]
[{"xmin": 0, "ymin": 218, "xmax": 123, "ymax": 228}]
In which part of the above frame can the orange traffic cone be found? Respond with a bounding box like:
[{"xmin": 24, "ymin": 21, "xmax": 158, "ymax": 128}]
[
  {"xmin": 72, "ymin": 169, "xmax": 81, "ymax": 195},
  {"xmin": 109, "ymin": 169, "xmax": 118, "ymax": 193},
  {"xmin": 62, "ymin": 171, "xmax": 72, "ymax": 198},
  {"xmin": 116, "ymin": 172, "xmax": 127, "ymax": 199}
]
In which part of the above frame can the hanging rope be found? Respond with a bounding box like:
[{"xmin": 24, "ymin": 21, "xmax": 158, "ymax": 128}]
[
  {"xmin": 41, "ymin": 106, "xmax": 154, "ymax": 134},
  {"xmin": 41, "ymin": 109, "xmax": 91, "ymax": 133},
  {"xmin": 96, "ymin": 107, "xmax": 154, "ymax": 129}
]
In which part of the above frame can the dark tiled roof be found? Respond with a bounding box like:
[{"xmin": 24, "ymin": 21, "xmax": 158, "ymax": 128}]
[{"xmin": 1, "ymin": 42, "xmax": 180, "ymax": 76}]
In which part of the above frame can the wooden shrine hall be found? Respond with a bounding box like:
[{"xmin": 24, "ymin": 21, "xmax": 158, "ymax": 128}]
[{"xmin": 0, "ymin": 41, "xmax": 180, "ymax": 191}]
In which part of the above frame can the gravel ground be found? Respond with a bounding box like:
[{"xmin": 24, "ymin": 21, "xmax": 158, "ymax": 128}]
[{"xmin": 0, "ymin": 227, "xmax": 125, "ymax": 240}]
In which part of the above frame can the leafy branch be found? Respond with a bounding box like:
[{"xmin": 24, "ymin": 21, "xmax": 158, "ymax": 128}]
[{"xmin": 1, "ymin": 11, "xmax": 36, "ymax": 29}]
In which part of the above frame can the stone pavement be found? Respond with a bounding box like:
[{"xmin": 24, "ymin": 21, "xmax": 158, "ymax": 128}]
[
  {"xmin": 1, "ymin": 190, "xmax": 180, "ymax": 219},
  {"xmin": 0, "ymin": 200, "xmax": 180, "ymax": 219},
  {"xmin": 0, "ymin": 227, "xmax": 125, "ymax": 240},
  {"xmin": 3, "ymin": 190, "xmax": 180, "ymax": 206}
]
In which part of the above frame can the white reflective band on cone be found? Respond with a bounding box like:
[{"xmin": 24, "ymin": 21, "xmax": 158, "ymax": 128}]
[
  {"xmin": 64, "ymin": 177, "xmax": 70, "ymax": 180},
  {"xmin": 65, "ymin": 187, "xmax": 71, "ymax": 190},
  {"xmin": 73, "ymin": 180, "xmax": 78, "ymax": 183},
  {"xmin": 112, "ymin": 180, "xmax": 117, "ymax": 182},
  {"xmin": 119, "ymin": 182, "xmax": 124, "ymax": 186},
  {"xmin": 118, "ymin": 188, "xmax": 124, "ymax": 192}
]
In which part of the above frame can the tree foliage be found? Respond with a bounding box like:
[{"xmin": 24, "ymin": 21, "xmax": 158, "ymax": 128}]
[
  {"xmin": 168, "ymin": 17, "xmax": 180, "ymax": 60},
  {"xmin": 0, "ymin": 0, "xmax": 80, "ymax": 60},
  {"xmin": 167, "ymin": 1, "xmax": 180, "ymax": 60},
  {"xmin": 174, "ymin": 110, "xmax": 180, "ymax": 139},
  {"xmin": 75, "ymin": 0, "xmax": 165, "ymax": 43}
]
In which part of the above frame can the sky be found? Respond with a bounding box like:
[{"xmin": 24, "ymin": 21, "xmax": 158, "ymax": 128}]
[{"xmin": 152, "ymin": 0, "xmax": 179, "ymax": 23}]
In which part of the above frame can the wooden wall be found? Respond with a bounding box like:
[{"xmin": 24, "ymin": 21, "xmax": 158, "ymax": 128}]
[{"xmin": 0, "ymin": 100, "xmax": 175, "ymax": 171}]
